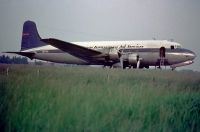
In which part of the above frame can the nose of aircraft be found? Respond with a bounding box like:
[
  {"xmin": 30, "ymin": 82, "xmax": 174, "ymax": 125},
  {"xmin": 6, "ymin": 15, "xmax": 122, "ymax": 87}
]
[
  {"xmin": 186, "ymin": 50, "xmax": 196, "ymax": 60},
  {"xmin": 180, "ymin": 48, "xmax": 196, "ymax": 61},
  {"xmin": 191, "ymin": 51, "xmax": 196, "ymax": 60}
]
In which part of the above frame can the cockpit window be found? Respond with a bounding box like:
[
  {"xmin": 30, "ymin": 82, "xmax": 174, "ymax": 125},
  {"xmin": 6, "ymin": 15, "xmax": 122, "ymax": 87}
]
[{"xmin": 171, "ymin": 45, "xmax": 174, "ymax": 49}]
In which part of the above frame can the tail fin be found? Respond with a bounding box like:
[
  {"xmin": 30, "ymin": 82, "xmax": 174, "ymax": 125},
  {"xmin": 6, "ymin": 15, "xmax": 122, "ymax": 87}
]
[{"xmin": 21, "ymin": 21, "xmax": 46, "ymax": 51}]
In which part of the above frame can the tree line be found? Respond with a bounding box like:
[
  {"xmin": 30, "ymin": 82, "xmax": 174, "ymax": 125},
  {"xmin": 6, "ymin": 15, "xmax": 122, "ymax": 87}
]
[{"xmin": 0, "ymin": 55, "xmax": 28, "ymax": 64}]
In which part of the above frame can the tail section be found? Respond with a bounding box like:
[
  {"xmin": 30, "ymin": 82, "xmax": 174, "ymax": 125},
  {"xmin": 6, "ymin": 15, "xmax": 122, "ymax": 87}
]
[{"xmin": 21, "ymin": 21, "xmax": 46, "ymax": 51}]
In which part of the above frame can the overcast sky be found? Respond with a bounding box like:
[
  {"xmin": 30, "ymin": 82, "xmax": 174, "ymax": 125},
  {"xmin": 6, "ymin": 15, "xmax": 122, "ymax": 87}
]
[{"xmin": 0, "ymin": 0, "xmax": 199, "ymax": 71}]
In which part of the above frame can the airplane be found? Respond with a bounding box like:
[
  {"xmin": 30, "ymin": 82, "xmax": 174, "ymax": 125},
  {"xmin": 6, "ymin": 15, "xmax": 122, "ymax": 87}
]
[{"xmin": 5, "ymin": 20, "xmax": 196, "ymax": 70}]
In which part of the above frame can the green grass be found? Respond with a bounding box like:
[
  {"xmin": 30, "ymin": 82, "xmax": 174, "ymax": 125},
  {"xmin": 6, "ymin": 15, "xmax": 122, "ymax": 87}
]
[{"xmin": 0, "ymin": 64, "xmax": 200, "ymax": 132}]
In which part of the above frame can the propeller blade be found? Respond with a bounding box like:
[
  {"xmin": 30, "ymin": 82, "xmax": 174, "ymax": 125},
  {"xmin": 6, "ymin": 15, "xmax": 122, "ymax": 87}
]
[
  {"xmin": 120, "ymin": 57, "xmax": 124, "ymax": 69},
  {"xmin": 137, "ymin": 60, "xmax": 140, "ymax": 69}
]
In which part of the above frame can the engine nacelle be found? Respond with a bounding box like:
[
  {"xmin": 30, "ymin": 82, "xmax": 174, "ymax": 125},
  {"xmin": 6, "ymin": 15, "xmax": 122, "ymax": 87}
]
[
  {"xmin": 127, "ymin": 54, "xmax": 138, "ymax": 65},
  {"xmin": 107, "ymin": 53, "xmax": 119, "ymax": 60},
  {"xmin": 119, "ymin": 53, "xmax": 140, "ymax": 68},
  {"xmin": 104, "ymin": 48, "xmax": 119, "ymax": 61}
]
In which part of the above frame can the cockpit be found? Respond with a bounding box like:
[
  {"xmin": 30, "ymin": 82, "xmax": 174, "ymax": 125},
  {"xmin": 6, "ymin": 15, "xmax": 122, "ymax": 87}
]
[{"xmin": 170, "ymin": 44, "xmax": 181, "ymax": 50}]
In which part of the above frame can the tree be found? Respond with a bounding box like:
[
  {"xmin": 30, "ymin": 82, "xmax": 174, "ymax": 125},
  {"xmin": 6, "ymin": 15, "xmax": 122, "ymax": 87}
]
[{"xmin": 0, "ymin": 55, "xmax": 28, "ymax": 64}]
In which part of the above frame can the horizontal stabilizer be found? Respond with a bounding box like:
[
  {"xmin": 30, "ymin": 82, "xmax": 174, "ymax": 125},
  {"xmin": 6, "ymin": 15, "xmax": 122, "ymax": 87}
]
[{"xmin": 5, "ymin": 52, "xmax": 35, "ymax": 59}]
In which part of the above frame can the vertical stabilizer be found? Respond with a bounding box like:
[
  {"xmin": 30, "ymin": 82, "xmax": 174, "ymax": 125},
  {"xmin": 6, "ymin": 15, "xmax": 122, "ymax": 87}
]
[{"xmin": 21, "ymin": 21, "xmax": 46, "ymax": 51}]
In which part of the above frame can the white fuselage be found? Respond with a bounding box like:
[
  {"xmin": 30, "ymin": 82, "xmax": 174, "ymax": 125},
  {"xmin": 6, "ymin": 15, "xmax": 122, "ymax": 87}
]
[
  {"xmin": 11, "ymin": 39, "xmax": 196, "ymax": 70},
  {"xmin": 21, "ymin": 40, "xmax": 184, "ymax": 65},
  {"xmin": 23, "ymin": 40, "xmax": 181, "ymax": 52}
]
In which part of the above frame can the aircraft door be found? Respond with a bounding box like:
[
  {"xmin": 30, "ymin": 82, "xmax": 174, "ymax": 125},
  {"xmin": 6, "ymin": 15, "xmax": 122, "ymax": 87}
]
[
  {"xmin": 160, "ymin": 47, "xmax": 165, "ymax": 58},
  {"xmin": 159, "ymin": 47, "xmax": 166, "ymax": 67}
]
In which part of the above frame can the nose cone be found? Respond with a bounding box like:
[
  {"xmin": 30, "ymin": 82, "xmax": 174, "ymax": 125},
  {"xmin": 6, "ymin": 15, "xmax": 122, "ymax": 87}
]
[
  {"xmin": 185, "ymin": 50, "xmax": 196, "ymax": 60},
  {"xmin": 191, "ymin": 51, "xmax": 196, "ymax": 60}
]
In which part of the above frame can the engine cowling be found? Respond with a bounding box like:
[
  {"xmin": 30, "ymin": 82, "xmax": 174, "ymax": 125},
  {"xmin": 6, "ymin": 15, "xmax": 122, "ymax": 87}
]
[
  {"xmin": 127, "ymin": 54, "xmax": 138, "ymax": 65},
  {"xmin": 104, "ymin": 48, "xmax": 119, "ymax": 61},
  {"xmin": 119, "ymin": 53, "xmax": 141, "ymax": 68}
]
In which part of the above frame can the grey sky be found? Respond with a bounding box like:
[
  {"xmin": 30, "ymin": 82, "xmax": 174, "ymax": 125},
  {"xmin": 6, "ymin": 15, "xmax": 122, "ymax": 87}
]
[{"xmin": 0, "ymin": 0, "xmax": 199, "ymax": 71}]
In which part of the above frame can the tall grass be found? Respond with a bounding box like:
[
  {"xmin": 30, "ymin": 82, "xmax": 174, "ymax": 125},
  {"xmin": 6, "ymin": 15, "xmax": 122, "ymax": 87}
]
[{"xmin": 0, "ymin": 64, "xmax": 200, "ymax": 131}]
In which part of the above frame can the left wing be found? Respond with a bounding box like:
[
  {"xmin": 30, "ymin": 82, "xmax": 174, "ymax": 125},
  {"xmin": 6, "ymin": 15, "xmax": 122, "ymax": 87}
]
[{"xmin": 42, "ymin": 38, "xmax": 105, "ymax": 63}]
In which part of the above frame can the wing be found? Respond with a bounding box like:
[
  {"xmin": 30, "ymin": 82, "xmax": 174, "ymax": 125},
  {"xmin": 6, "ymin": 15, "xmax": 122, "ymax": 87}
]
[{"xmin": 42, "ymin": 38, "xmax": 104, "ymax": 63}]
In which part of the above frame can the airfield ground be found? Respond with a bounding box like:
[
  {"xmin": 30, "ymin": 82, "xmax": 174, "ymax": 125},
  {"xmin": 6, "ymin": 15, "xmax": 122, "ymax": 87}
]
[{"xmin": 0, "ymin": 64, "xmax": 200, "ymax": 131}]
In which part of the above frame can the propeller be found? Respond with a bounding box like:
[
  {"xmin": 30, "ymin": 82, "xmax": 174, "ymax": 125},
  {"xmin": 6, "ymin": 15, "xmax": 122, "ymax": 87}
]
[
  {"xmin": 120, "ymin": 56, "xmax": 124, "ymax": 69},
  {"xmin": 136, "ymin": 55, "xmax": 140, "ymax": 69},
  {"xmin": 118, "ymin": 50, "xmax": 123, "ymax": 69},
  {"xmin": 137, "ymin": 60, "xmax": 140, "ymax": 69}
]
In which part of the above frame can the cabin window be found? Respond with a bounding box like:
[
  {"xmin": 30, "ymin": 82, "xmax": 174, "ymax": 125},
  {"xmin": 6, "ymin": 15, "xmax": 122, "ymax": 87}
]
[{"xmin": 171, "ymin": 45, "xmax": 174, "ymax": 49}]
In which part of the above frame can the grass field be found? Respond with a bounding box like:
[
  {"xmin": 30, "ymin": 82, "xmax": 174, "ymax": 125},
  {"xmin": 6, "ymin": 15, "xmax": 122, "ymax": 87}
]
[{"xmin": 0, "ymin": 64, "xmax": 200, "ymax": 132}]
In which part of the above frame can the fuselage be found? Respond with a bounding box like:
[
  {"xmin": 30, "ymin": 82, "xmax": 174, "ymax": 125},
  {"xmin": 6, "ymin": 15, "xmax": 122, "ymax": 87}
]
[
  {"xmin": 22, "ymin": 40, "xmax": 184, "ymax": 65},
  {"xmin": 23, "ymin": 40, "xmax": 181, "ymax": 52}
]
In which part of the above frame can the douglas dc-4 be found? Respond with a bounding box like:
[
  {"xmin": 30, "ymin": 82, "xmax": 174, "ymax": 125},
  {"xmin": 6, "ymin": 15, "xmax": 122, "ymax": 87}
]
[{"xmin": 6, "ymin": 21, "xmax": 196, "ymax": 70}]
